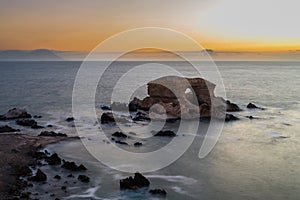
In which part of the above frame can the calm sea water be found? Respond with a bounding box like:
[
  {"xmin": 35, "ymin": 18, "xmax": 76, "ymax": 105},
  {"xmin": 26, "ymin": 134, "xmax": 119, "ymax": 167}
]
[{"xmin": 0, "ymin": 61, "xmax": 299, "ymax": 200}]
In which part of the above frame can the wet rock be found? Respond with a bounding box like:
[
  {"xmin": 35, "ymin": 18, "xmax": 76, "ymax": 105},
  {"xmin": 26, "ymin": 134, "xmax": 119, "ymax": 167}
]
[
  {"xmin": 112, "ymin": 131, "xmax": 127, "ymax": 138},
  {"xmin": 16, "ymin": 165, "xmax": 32, "ymax": 177},
  {"xmin": 65, "ymin": 117, "xmax": 74, "ymax": 122},
  {"xmin": 134, "ymin": 142, "xmax": 143, "ymax": 147},
  {"xmin": 28, "ymin": 169, "xmax": 47, "ymax": 182},
  {"xmin": 149, "ymin": 189, "xmax": 167, "ymax": 196},
  {"xmin": 20, "ymin": 192, "xmax": 31, "ymax": 199},
  {"xmin": 132, "ymin": 111, "xmax": 150, "ymax": 121},
  {"xmin": 30, "ymin": 151, "xmax": 47, "ymax": 160},
  {"xmin": 46, "ymin": 124, "xmax": 53, "ymax": 127},
  {"xmin": 128, "ymin": 97, "xmax": 141, "ymax": 111},
  {"xmin": 100, "ymin": 112, "xmax": 115, "ymax": 123},
  {"xmin": 33, "ymin": 115, "xmax": 42, "ymax": 118},
  {"xmin": 100, "ymin": 105, "xmax": 111, "ymax": 110},
  {"xmin": 247, "ymin": 103, "xmax": 260, "ymax": 109},
  {"xmin": 226, "ymin": 100, "xmax": 242, "ymax": 112},
  {"xmin": 61, "ymin": 160, "xmax": 87, "ymax": 171},
  {"xmin": 246, "ymin": 115, "xmax": 254, "ymax": 119},
  {"xmin": 45, "ymin": 153, "xmax": 61, "ymax": 165},
  {"xmin": 0, "ymin": 125, "xmax": 20, "ymax": 133},
  {"xmin": 16, "ymin": 119, "xmax": 43, "ymax": 129},
  {"xmin": 67, "ymin": 174, "xmax": 74, "ymax": 178},
  {"xmin": 61, "ymin": 186, "xmax": 67, "ymax": 190},
  {"xmin": 225, "ymin": 114, "xmax": 239, "ymax": 122},
  {"xmin": 54, "ymin": 175, "xmax": 61, "ymax": 180},
  {"xmin": 38, "ymin": 131, "xmax": 67, "ymax": 137},
  {"xmin": 78, "ymin": 175, "xmax": 90, "ymax": 183},
  {"xmin": 153, "ymin": 130, "xmax": 176, "ymax": 137},
  {"xmin": 120, "ymin": 172, "xmax": 150, "ymax": 190},
  {"xmin": 115, "ymin": 141, "xmax": 128, "ymax": 145},
  {"xmin": 0, "ymin": 108, "xmax": 32, "ymax": 120}
]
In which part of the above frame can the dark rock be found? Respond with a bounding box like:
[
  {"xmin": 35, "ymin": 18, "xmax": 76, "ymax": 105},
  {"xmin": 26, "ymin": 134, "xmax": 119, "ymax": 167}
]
[
  {"xmin": 226, "ymin": 100, "xmax": 242, "ymax": 112},
  {"xmin": 0, "ymin": 125, "xmax": 20, "ymax": 133},
  {"xmin": 17, "ymin": 166, "xmax": 32, "ymax": 177},
  {"xmin": 154, "ymin": 130, "xmax": 176, "ymax": 137},
  {"xmin": 134, "ymin": 142, "xmax": 143, "ymax": 146},
  {"xmin": 128, "ymin": 97, "xmax": 141, "ymax": 111},
  {"xmin": 46, "ymin": 124, "xmax": 53, "ymax": 127},
  {"xmin": 61, "ymin": 160, "xmax": 87, "ymax": 171},
  {"xmin": 78, "ymin": 175, "xmax": 90, "ymax": 183},
  {"xmin": 0, "ymin": 108, "xmax": 32, "ymax": 120},
  {"xmin": 246, "ymin": 115, "xmax": 254, "ymax": 119},
  {"xmin": 54, "ymin": 175, "xmax": 61, "ymax": 180},
  {"xmin": 20, "ymin": 192, "xmax": 31, "ymax": 199},
  {"xmin": 67, "ymin": 174, "xmax": 74, "ymax": 178},
  {"xmin": 149, "ymin": 189, "xmax": 167, "ymax": 196},
  {"xmin": 33, "ymin": 115, "xmax": 42, "ymax": 118},
  {"xmin": 16, "ymin": 119, "xmax": 37, "ymax": 127},
  {"xmin": 100, "ymin": 105, "xmax": 111, "ymax": 110},
  {"xmin": 112, "ymin": 131, "xmax": 128, "ymax": 138},
  {"xmin": 247, "ymin": 103, "xmax": 259, "ymax": 109},
  {"xmin": 115, "ymin": 141, "xmax": 128, "ymax": 145},
  {"xmin": 132, "ymin": 111, "xmax": 150, "ymax": 121},
  {"xmin": 38, "ymin": 131, "xmax": 67, "ymax": 137},
  {"xmin": 225, "ymin": 114, "xmax": 239, "ymax": 122},
  {"xmin": 100, "ymin": 112, "xmax": 115, "ymax": 123},
  {"xmin": 30, "ymin": 151, "xmax": 47, "ymax": 160},
  {"xmin": 120, "ymin": 172, "xmax": 150, "ymax": 190},
  {"xmin": 31, "ymin": 124, "xmax": 44, "ymax": 129},
  {"xmin": 66, "ymin": 117, "xmax": 74, "ymax": 122},
  {"xmin": 28, "ymin": 169, "xmax": 47, "ymax": 182},
  {"xmin": 45, "ymin": 153, "xmax": 61, "ymax": 165},
  {"xmin": 61, "ymin": 186, "xmax": 67, "ymax": 190}
]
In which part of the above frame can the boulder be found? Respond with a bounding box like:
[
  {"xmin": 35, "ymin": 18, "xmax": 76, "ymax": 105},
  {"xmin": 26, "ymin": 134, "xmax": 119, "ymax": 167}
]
[
  {"xmin": 247, "ymin": 103, "xmax": 260, "ymax": 109},
  {"xmin": 0, "ymin": 108, "xmax": 32, "ymax": 120},
  {"xmin": 100, "ymin": 112, "xmax": 115, "ymax": 123},
  {"xmin": 65, "ymin": 117, "xmax": 74, "ymax": 122},
  {"xmin": 0, "ymin": 125, "xmax": 20, "ymax": 133},
  {"xmin": 225, "ymin": 114, "xmax": 239, "ymax": 122},
  {"xmin": 45, "ymin": 153, "xmax": 61, "ymax": 165},
  {"xmin": 226, "ymin": 100, "xmax": 242, "ymax": 112},
  {"xmin": 134, "ymin": 142, "xmax": 143, "ymax": 146},
  {"xmin": 120, "ymin": 172, "xmax": 150, "ymax": 190},
  {"xmin": 28, "ymin": 169, "xmax": 47, "ymax": 182}
]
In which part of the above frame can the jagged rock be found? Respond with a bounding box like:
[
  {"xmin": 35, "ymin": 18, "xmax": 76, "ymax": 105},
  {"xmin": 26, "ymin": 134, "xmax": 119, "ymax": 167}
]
[
  {"xmin": 149, "ymin": 189, "xmax": 167, "ymax": 196},
  {"xmin": 61, "ymin": 160, "xmax": 87, "ymax": 171},
  {"xmin": 66, "ymin": 117, "xmax": 74, "ymax": 122},
  {"xmin": 78, "ymin": 175, "xmax": 90, "ymax": 183},
  {"xmin": 0, "ymin": 108, "xmax": 32, "ymax": 120},
  {"xmin": 100, "ymin": 112, "xmax": 115, "ymax": 123},
  {"xmin": 120, "ymin": 172, "xmax": 150, "ymax": 190},
  {"xmin": 0, "ymin": 125, "xmax": 20, "ymax": 133},
  {"xmin": 16, "ymin": 119, "xmax": 44, "ymax": 129},
  {"xmin": 112, "ymin": 131, "xmax": 128, "ymax": 138},
  {"xmin": 28, "ymin": 169, "xmax": 47, "ymax": 182},
  {"xmin": 45, "ymin": 153, "xmax": 61, "ymax": 165},
  {"xmin": 226, "ymin": 100, "xmax": 242, "ymax": 112},
  {"xmin": 38, "ymin": 131, "xmax": 67, "ymax": 137},
  {"xmin": 225, "ymin": 114, "xmax": 239, "ymax": 122},
  {"xmin": 153, "ymin": 130, "xmax": 176, "ymax": 137}
]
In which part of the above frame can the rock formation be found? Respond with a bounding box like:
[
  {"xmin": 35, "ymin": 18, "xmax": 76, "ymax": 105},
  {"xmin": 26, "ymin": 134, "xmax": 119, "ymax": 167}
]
[{"xmin": 129, "ymin": 76, "xmax": 240, "ymax": 120}]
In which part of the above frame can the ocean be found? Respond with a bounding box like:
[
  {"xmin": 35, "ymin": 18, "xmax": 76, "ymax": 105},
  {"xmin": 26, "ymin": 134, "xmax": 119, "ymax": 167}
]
[{"xmin": 0, "ymin": 61, "xmax": 299, "ymax": 199}]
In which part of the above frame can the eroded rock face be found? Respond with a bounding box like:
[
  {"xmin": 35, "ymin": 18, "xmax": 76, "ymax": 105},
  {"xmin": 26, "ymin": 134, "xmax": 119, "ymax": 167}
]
[{"xmin": 129, "ymin": 76, "xmax": 239, "ymax": 120}]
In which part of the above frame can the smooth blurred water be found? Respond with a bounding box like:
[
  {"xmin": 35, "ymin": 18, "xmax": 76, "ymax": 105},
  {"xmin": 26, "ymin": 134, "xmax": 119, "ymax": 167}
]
[{"xmin": 0, "ymin": 61, "xmax": 299, "ymax": 200}]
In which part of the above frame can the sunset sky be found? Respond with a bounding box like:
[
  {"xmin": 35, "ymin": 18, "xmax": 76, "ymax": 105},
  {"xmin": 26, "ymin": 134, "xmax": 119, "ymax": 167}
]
[{"xmin": 1, "ymin": 0, "xmax": 299, "ymax": 52}]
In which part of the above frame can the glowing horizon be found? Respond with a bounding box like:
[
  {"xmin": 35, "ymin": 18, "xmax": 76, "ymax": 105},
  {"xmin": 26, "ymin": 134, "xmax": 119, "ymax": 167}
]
[{"xmin": 0, "ymin": 0, "xmax": 299, "ymax": 52}]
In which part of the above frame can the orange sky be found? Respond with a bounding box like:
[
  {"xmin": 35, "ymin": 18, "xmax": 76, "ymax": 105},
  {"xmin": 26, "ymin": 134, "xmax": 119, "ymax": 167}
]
[{"xmin": 0, "ymin": 0, "xmax": 299, "ymax": 52}]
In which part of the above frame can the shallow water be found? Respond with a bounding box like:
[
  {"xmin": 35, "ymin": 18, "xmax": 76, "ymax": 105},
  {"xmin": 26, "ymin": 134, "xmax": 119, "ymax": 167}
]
[{"xmin": 0, "ymin": 61, "xmax": 299, "ymax": 199}]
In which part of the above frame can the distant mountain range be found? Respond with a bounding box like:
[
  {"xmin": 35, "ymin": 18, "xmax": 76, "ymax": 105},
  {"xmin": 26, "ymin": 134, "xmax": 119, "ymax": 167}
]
[{"xmin": 0, "ymin": 49, "xmax": 63, "ymax": 61}]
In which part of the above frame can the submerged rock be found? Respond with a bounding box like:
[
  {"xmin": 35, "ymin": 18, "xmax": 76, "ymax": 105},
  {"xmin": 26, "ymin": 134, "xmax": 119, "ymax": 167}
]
[
  {"xmin": 120, "ymin": 172, "xmax": 150, "ymax": 190},
  {"xmin": 112, "ymin": 131, "xmax": 128, "ymax": 138},
  {"xmin": 0, "ymin": 125, "xmax": 20, "ymax": 133},
  {"xmin": 78, "ymin": 175, "xmax": 90, "ymax": 183},
  {"xmin": 100, "ymin": 105, "xmax": 111, "ymax": 111},
  {"xmin": 38, "ymin": 131, "xmax": 67, "ymax": 137},
  {"xmin": 153, "ymin": 130, "xmax": 176, "ymax": 137},
  {"xmin": 65, "ymin": 117, "xmax": 74, "ymax": 122},
  {"xmin": 28, "ymin": 169, "xmax": 47, "ymax": 182},
  {"xmin": 0, "ymin": 108, "xmax": 32, "ymax": 120},
  {"xmin": 115, "ymin": 141, "xmax": 128, "ymax": 145},
  {"xmin": 149, "ymin": 189, "xmax": 167, "ymax": 196}
]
